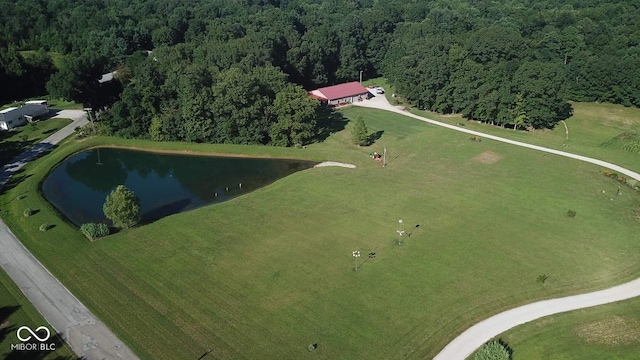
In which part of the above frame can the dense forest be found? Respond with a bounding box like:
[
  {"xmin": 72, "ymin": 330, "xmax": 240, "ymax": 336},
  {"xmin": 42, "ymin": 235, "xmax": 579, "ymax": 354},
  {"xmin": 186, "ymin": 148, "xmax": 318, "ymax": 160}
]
[{"xmin": 1, "ymin": 0, "xmax": 639, "ymax": 144}]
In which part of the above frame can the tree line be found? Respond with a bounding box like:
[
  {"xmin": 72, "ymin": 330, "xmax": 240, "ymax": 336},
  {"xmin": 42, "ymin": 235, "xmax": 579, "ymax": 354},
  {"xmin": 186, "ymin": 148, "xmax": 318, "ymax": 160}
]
[
  {"xmin": 1, "ymin": 0, "xmax": 639, "ymax": 142},
  {"xmin": 383, "ymin": 1, "xmax": 640, "ymax": 129}
]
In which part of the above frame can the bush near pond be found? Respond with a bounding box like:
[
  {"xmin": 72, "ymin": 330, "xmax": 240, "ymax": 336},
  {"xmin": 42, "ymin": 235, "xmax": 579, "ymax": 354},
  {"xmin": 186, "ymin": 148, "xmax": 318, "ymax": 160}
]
[{"xmin": 80, "ymin": 223, "xmax": 110, "ymax": 240}]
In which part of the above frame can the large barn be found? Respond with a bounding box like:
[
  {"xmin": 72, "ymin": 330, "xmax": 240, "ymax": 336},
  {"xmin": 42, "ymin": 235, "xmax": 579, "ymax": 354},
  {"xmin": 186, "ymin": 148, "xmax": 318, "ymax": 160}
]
[
  {"xmin": 309, "ymin": 82, "xmax": 371, "ymax": 106},
  {"xmin": 0, "ymin": 101, "xmax": 49, "ymax": 130}
]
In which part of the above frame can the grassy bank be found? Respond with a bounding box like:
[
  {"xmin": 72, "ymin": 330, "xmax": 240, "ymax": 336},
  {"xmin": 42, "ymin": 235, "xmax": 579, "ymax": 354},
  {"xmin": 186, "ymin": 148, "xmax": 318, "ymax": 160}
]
[{"xmin": 0, "ymin": 106, "xmax": 639, "ymax": 359}]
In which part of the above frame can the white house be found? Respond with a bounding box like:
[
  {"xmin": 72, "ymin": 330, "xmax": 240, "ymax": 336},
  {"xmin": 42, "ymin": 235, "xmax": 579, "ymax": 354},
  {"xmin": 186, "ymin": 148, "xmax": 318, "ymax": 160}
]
[{"xmin": 0, "ymin": 101, "xmax": 49, "ymax": 130}]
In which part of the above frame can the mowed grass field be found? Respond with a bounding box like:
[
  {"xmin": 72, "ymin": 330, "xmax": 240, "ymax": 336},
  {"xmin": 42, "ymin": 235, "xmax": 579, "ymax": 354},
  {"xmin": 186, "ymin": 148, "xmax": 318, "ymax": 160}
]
[
  {"xmin": 0, "ymin": 106, "xmax": 639, "ymax": 359},
  {"xmin": 0, "ymin": 268, "xmax": 76, "ymax": 359},
  {"xmin": 498, "ymin": 296, "xmax": 640, "ymax": 359}
]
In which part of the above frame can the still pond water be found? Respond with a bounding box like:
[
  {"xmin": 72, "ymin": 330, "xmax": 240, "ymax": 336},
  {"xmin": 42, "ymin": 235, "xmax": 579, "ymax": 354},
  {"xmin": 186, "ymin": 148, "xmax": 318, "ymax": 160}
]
[{"xmin": 42, "ymin": 148, "xmax": 317, "ymax": 226}]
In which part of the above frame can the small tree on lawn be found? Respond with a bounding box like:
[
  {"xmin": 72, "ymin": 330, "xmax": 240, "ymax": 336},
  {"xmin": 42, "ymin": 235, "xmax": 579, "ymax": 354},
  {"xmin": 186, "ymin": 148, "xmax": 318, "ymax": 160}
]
[
  {"xmin": 103, "ymin": 185, "xmax": 140, "ymax": 229},
  {"xmin": 351, "ymin": 115, "xmax": 369, "ymax": 146},
  {"xmin": 475, "ymin": 340, "xmax": 511, "ymax": 360}
]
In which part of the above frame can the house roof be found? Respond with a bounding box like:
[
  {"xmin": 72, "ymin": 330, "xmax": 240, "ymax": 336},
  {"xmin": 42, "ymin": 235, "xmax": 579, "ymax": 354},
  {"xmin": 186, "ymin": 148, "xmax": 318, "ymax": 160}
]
[
  {"xmin": 309, "ymin": 82, "xmax": 369, "ymax": 101},
  {"xmin": 25, "ymin": 100, "xmax": 47, "ymax": 105},
  {"xmin": 0, "ymin": 107, "xmax": 18, "ymax": 114},
  {"xmin": 98, "ymin": 71, "xmax": 118, "ymax": 84}
]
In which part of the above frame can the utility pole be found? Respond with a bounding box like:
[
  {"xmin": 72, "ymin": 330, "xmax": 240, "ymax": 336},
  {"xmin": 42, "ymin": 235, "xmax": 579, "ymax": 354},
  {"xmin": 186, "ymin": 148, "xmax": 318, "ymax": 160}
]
[
  {"xmin": 83, "ymin": 107, "xmax": 96, "ymax": 134},
  {"xmin": 383, "ymin": 147, "xmax": 386, "ymax": 167}
]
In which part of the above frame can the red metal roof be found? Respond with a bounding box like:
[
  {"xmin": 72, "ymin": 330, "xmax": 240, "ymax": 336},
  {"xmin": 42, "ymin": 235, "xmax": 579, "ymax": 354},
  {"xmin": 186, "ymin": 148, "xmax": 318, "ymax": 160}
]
[
  {"xmin": 308, "ymin": 93, "xmax": 326, "ymax": 101},
  {"xmin": 310, "ymin": 82, "xmax": 369, "ymax": 101}
]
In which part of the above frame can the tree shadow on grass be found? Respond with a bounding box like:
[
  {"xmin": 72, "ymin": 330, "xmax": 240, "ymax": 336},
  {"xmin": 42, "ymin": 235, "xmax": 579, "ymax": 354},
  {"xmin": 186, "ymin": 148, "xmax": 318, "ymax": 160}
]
[
  {"xmin": 139, "ymin": 198, "xmax": 192, "ymax": 225},
  {"xmin": 0, "ymin": 142, "xmax": 58, "ymax": 195},
  {"xmin": 0, "ymin": 171, "xmax": 33, "ymax": 197},
  {"xmin": 42, "ymin": 224, "xmax": 56, "ymax": 231},
  {"xmin": 314, "ymin": 107, "xmax": 348, "ymax": 143},
  {"xmin": 40, "ymin": 128, "xmax": 59, "ymax": 136},
  {"xmin": 0, "ymin": 306, "xmax": 21, "ymax": 344},
  {"xmin": 369, "ymin": 130, "xmax": 384, "ymax": 144}
]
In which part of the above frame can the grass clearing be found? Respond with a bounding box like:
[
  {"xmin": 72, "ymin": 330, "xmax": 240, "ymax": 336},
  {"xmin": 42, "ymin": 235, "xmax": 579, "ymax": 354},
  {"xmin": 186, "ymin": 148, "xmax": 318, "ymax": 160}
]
[
  {"xmin": 0, "ymin": 268, "xmax": 75, "ymax": 359},
  {"xmin": 0, "ymin": 106, "xmax": 639, "ymax": 359},
  {"xmin": 19, "ymin": 50, "xmax": 65, "ymax": 68},
  {"xmin": 499, "ymin": 297, "xmax": 640, "ymax": 359}
]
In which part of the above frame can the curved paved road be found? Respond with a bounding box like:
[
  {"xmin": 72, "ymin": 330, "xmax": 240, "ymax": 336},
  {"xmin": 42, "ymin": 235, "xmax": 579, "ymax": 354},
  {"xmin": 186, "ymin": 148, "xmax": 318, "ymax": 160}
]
[
  {"xmin": 0, "ymin": 111, "xmax": 138, "ymax": 359},
  {"xmin": 355, "ymin": 94, "xmax": 640, "ymax": 359}
]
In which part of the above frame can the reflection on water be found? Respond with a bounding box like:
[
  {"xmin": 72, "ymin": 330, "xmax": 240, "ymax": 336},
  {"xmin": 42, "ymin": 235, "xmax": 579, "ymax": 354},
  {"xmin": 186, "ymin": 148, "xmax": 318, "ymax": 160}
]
[{"xmin": 42, "ymin": 148, "xmax": 317, "ymax": 226}]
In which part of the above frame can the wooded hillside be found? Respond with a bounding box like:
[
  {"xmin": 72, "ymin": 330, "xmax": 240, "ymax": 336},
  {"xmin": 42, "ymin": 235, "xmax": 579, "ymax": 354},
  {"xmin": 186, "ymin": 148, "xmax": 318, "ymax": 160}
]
[{"xmin": 1, "ymin": 0, "xmax": 638, "ymax": 142}]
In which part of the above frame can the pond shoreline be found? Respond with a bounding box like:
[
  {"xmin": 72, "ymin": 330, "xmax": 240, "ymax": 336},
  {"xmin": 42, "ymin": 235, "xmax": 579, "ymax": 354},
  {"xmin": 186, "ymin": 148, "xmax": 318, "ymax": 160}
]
[{"xmin": 84, "ymin": 144, "xmax": 323, "ymax": 162}]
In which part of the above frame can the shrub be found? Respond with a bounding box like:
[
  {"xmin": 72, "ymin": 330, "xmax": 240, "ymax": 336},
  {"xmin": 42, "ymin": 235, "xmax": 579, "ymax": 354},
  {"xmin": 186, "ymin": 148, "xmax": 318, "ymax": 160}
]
[
  {"xmin": 537, "ymin": 274, "xmax": 549, "ymax": 284},
  {"xmin": 475, "ymin": 340, "xmax": 511, "ymax": 360},
  {"xmin": 80, "ymin": 223, "xmax": 110, "ymax": 240},
  {"xmin": 566, "ymin": 210, "xmax": 576, "ymax": 218},
  {"xmin": 39, "ymin": 224, "xmax": 52, "ymax": 231},
  {"xmin": 23, "ymin": 208, "xmax": 34, "ymax": 217},
  {"xmin": 469, "ymin": 135, "xmax": 482, "ymax": 142},
  {"xmin": 602, "ymin": 169, "xmax": 640, "ymax": 194}
]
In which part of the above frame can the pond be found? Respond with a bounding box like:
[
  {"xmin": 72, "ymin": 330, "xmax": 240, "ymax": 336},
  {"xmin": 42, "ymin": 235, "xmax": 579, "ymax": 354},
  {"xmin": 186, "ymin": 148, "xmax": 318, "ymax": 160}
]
[{"xmin": 41, "ymin": 148, "xmax": 317, "ymax": 226}]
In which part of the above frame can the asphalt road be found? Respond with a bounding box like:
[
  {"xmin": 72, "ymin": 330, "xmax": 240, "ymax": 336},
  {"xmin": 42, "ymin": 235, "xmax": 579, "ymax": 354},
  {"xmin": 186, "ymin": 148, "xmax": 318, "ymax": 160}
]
[
  {"xmin": 355, "ymin": 94, "xmax": 640, "ymax": 360},
  {"xmin": 0, "ymin": 110, "xmax": 139, "ymax": 359}
]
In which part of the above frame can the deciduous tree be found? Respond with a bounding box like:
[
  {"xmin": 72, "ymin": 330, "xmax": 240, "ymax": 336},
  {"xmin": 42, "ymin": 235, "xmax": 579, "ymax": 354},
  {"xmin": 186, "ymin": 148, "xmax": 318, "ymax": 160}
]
[
  {"xmin": 270, "ymin": 84, "xmax": 319, "ymax": 146},
  {"xmin": 103, "ymin": 185, "xmax": 140, "ymax": 229}
]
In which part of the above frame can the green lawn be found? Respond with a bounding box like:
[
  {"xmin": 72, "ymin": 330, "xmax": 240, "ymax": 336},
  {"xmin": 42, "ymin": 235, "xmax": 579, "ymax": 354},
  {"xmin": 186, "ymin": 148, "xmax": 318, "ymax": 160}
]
[
  {"xmin": 497, "ymin": 297, "xmax": 640, "ymax": 359},
  {"xmin": 0, "ymin": 106, "xmax": 639, "ymax": 359},
  {"xmin": 0, "ymin": 118, "xmax": 73, "ymax": 166},
  {"xmin": 0, "ymin": 268, "xmax": 76, "ymax": 359}
]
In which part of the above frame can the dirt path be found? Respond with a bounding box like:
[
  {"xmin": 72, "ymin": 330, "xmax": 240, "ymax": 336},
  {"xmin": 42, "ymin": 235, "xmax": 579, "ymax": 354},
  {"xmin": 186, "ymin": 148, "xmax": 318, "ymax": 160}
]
[
  {"xmin": 0, "ymin": 110, "xmax": 139, "ymax": 359},
  {"xmin": 355, "ymin": 94, "xmax": 640, "ymax": 360}
]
